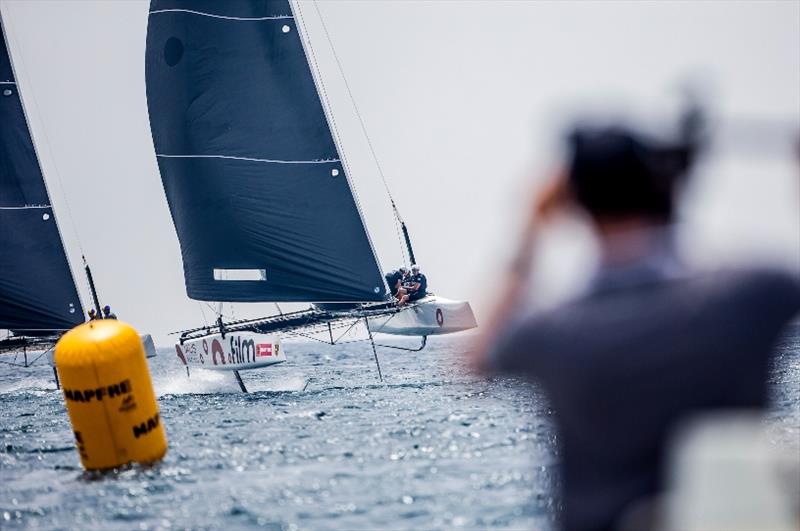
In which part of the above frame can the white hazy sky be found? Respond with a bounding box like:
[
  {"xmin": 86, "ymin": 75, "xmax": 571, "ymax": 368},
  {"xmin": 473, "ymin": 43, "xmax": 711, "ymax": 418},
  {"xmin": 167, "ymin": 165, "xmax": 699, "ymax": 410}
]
[{"xmin": 2, "ymin": 0, "xmax": 798, "ymax": 346}]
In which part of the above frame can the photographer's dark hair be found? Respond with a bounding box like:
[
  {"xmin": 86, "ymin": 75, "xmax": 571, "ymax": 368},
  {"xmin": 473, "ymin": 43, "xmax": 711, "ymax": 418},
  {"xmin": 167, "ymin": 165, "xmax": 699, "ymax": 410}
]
[{"xmin": 566, "ymin": 109, "xmax": 702, "ymax": 222}]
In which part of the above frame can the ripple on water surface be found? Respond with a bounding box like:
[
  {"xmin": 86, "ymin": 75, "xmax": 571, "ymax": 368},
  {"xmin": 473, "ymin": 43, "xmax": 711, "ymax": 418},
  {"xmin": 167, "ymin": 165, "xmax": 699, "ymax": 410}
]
[{"xmin": 1, "ymin": 327, "xmax": 798, "ymax": 529}]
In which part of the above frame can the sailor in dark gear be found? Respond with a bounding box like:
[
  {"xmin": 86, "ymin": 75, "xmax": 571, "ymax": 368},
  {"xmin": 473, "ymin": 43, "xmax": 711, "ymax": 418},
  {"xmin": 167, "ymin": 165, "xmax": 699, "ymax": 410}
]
[
  {"xmin": 102, "ymin": 305, "xmax": 117, "ymax": 320},
  {"xmin": 385, "ymin": 266, "xmax": 409, "ymax": 300},
  {"xmin": 399, "ymin": 264, "xmax": 428, "ymax": 304},
  {"xmin": 87, "ymin": 308, "xmax": 99, "ymax": 320},
  {"xmin": 470, "ymin": 111, "xmax": 800, "ymax": 531}
]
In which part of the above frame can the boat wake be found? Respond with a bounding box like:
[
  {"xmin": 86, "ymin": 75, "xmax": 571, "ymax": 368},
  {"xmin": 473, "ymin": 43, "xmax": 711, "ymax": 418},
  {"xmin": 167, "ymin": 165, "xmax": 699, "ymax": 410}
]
[
  {"xmin": 0, "ymin": 377, "xmax": 57, "ymax": 396},
  {"xmin": 153, "ymin": 369, "xmax": 238, "ymax": 396},
  {"xmin": 153, "ymin": 369, "xmax": 310, "ymax": 396},
  {"xmin": 262, "ymin": 375, "xmax": 310, "ymax": 392}
]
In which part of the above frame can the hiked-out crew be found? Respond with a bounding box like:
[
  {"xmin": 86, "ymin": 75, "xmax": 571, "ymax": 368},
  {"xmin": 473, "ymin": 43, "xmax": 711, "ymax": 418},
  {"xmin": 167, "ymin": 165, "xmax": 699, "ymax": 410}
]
[
  {"xmin": 399, "ymin": 264, "xmax": 427, "ymax": 305},
  {"xmin": 384, "ymin": 266, "xmax": 409, "ymax": 300}
]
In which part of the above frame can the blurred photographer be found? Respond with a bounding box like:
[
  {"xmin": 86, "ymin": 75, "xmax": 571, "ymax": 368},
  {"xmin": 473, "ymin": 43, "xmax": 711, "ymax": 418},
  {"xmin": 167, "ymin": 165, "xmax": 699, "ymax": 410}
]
[{"xmin": 470, "ymin": 111, "xmax": 800, "ymax": 531}]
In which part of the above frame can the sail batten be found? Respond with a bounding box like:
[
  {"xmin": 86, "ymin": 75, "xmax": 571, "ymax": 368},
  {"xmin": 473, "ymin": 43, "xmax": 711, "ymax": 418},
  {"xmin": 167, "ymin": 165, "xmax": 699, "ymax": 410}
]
[
  {"xmin": 155, "ymin": 154, "xmax": 341, "ymax": 164},
  {"xmin": 149, "ymin": 9, "xmax": 293, "ymax": 21},
  {"xmin": 0, "ymin": 15, "xmax": 84, "ymax": 332},
  {"xmin": 146, "ymin": 0, "xmax": 386, "ymax": 303}
]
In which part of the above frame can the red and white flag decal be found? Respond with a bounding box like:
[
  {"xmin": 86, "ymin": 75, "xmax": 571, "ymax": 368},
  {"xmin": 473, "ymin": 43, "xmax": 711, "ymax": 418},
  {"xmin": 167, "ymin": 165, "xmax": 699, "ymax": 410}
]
[{"xmin": 257, "ymin": 343, "xmax": 273, "ymax": 357}]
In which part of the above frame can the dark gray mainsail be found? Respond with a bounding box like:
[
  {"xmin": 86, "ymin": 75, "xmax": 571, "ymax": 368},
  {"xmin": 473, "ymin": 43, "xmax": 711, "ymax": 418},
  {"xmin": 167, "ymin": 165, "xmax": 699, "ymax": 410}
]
[
  {"xmin": 145, "ymin": 0, "xmax": 387, "ymax": 303},
  {"xmin": 0, "ymin": 17, "xmax": 84, "ymax": 333}
]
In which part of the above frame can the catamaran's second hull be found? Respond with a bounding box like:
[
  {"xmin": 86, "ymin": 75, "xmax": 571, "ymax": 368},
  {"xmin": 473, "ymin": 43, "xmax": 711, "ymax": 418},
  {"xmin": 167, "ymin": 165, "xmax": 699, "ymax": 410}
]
[
  {"xmin": 367, "ymin": 296, "xmax": 477, "ymax": 336},
  {"xmin": 175, "ymin": 332, "xmax": 285, "ymax": 371},
  {"xmin": 45, "ymin": 333, "xmax": 158, "ymax": 367}
]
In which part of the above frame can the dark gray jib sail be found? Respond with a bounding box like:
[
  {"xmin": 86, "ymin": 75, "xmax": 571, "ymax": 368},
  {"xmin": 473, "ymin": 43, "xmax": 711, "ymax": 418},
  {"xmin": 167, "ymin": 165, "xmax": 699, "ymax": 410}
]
[
  {"xmin": 0, "ymin": 17, "xmax": 83, "ymax": 333},
  {"xmin": 146, "ymin": 0, "xmax": 386, "ymax": 303}
]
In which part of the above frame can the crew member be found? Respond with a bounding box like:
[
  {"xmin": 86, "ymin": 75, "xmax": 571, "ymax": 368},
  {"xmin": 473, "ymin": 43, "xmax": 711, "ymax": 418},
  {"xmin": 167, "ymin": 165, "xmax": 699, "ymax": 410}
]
[
  {"xmin": 87, "ymin": 308, "xmax": 99, "ymax": 320},
  {"xmin": 102, "ymin": 305, "xmax": 117, "ymax": 320},
  {"xmin": 399, "ymin": 264, "xmax": 427, "ymax": 304},
  {"xmin": 384, "ymin": 267, "xmax": 409, "ymax": 300}
]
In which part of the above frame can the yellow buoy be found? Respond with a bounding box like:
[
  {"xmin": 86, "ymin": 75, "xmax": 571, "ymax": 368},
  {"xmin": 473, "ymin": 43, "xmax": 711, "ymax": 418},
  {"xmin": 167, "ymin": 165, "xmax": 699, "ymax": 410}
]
[{"xmin": 54, "ymin": 319, "xmax": 167, "ymax": 470}]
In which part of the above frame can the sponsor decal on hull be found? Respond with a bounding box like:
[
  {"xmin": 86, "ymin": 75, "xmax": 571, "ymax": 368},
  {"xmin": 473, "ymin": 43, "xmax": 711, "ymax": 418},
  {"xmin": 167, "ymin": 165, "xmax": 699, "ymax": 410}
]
[{"xmin": 175, "ymin": 332, "xmax": 285, "ymax": 371}]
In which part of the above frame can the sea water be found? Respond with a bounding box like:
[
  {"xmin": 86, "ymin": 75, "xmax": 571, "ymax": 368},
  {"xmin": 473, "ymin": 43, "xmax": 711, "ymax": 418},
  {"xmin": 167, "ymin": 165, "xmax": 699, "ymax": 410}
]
[{"xmin": 1, "ymin": 326, "xmax": 798, "ymax": 530}]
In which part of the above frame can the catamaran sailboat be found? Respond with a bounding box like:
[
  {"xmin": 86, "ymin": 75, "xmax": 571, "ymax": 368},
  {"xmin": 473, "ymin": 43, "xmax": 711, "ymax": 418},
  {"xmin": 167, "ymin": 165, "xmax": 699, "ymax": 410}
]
[
  {"xmin": 0, "ymin": 13, "xmax": 154, "ymax": 384},
  {"xmin": 145, "ymin": 0, "xmax": 476, "ymax": 391}
]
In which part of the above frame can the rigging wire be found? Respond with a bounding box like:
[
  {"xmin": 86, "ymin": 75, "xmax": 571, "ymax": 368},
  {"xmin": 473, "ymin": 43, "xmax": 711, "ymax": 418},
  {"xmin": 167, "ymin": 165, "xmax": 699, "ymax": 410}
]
[
  {"xmin": 2, "ymin": 7, "xmax": 86, "ymax": 258},
  {"xmin": 295, "ymin": 5, "xmax": 361, "ymax": 223},
  {"xmin": 295, "ymin": 1, "xmax": 390, "ymax": 279},
  {"xmin": 306, "ymin": 1, "xmax": 410, "ymax": 266},
  {"xmin": 2, "ymin": 6, "xmax": 98, "ymax": 310},
  {"xmin": 206, "ymin": 302, "xmax": 226, "ymax": 320},
  {"xmin": 311, "ymin": 0, "xmax": 396, "ymax": 207},
  {"xmin": 197, "ymin": 302, "xmax": 209, "ymax": 327}
]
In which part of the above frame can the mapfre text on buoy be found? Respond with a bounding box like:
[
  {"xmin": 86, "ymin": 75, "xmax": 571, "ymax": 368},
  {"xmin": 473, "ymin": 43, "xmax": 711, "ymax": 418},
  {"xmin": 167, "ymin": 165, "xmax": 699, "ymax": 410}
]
[{"xmin": 55, "ymin": 319, "xmax": 167, "ymax": 470}]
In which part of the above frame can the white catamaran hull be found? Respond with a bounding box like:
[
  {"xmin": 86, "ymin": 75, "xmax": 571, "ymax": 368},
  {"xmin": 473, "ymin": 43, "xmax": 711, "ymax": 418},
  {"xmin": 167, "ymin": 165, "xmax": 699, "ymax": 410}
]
[
  {"xmin": 175, "ymin": 332, "xmax": 286, "ymax": 371},
  {"xmin": 140, "ymin": 334, "xmax": 157, "ymax": 359},
  {"xmin": 368, "ymin": 296, "xmax": 477, "ymax": 336},
  {"xmin": 47, "ymin": 333, "xmax": 157, "ymax": 367}
]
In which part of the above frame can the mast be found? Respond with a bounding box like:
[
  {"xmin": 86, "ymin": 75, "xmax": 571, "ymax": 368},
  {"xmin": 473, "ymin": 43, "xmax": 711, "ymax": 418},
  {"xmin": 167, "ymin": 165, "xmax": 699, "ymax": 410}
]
[
  {"xmin": 390, "ymin": 199, "xmax": 417, "ymax": 266},
  {"xmin": 83, "ymin": 257, "xmax": 102, "ymax": 317},
  {"xmin": 400, "ymin": 219, "xmax": 417, "ymax": 266}
]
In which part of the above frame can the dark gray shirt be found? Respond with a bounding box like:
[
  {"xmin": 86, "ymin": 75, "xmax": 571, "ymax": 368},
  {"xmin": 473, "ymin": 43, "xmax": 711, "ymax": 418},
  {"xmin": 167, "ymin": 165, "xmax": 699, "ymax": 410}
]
[{"xmin": 490, "ymin": 265, "xmax": 800, "ymax": 531}]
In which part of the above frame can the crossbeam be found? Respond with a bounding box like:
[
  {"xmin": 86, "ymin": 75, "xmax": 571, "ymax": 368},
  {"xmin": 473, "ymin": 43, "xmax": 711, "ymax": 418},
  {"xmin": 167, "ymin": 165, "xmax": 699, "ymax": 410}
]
[{"xmin": 175, "ymin": 300, "xmax": 422, "ymax": 343}]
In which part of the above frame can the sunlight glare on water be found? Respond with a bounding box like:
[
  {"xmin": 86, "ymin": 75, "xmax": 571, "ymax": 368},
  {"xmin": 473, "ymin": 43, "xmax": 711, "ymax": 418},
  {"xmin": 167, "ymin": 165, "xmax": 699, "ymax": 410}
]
[
  {"xmin": 1, "ymin": 335, "xmax": 558, "ymax": 530},
  {"xmin": 1, "ymin": 327, "xmax": 798, "ymax": 530}
]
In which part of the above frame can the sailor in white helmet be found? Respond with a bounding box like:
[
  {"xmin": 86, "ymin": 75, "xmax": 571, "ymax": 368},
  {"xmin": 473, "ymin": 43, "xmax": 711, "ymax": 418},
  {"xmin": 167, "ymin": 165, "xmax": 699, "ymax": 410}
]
[{"xmin": 399, "ymin": 264, "xmax": 427, "ymax": 305}]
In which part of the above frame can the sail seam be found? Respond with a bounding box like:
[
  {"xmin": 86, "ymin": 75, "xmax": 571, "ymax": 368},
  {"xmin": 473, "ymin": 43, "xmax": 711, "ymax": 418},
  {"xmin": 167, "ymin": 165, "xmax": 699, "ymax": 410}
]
[
  {"xmin": 148, "ymin": 9, "xmax": 293, "ymax": 21},
  {"xmin": 0, "ymin": 81, "xmax": 16, "ymax": 84},
  {"xmin": 156, "ymin": 154, "xmax": 339, "ymax": 164},
  {"xmin": 0, "ymin": 204, "xmax": 51, "ymax": 209}
]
